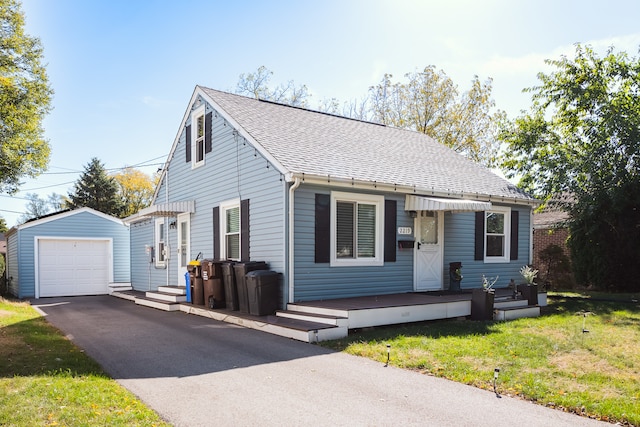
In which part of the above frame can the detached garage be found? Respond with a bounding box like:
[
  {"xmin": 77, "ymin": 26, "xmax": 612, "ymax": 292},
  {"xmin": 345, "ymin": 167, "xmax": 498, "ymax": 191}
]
[{"xmin": 5, "ymin": 208, "xmax": 130, "ymax": 299}]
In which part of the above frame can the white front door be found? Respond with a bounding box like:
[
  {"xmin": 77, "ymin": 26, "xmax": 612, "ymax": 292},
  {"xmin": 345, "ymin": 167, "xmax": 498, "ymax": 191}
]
[
  {"xmin": 415, "ymin": 211, "xmax": 444, "ymax": 291},
  {"xmin": 177, "ymin": 213, "xmax": 191, "ymax": 285}
]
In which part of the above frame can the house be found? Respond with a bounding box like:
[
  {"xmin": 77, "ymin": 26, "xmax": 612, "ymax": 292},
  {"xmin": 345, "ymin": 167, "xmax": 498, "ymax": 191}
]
[
  {"xmin": 125, "ymin": 86, "xmax": 537, "ymax": 309},
  {"xmin": 5, "ymin": 207, "xmax": 131, "ymax": 299}
]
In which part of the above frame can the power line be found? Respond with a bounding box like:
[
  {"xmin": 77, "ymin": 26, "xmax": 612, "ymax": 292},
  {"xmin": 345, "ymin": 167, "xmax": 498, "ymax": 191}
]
[{"xmin": 0, "ymin": 208, "xmax": 25, "ymax": 214}]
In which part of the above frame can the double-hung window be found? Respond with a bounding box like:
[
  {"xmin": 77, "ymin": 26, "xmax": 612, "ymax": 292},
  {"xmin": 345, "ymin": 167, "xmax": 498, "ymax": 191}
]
[
  {"xmin": 154, "ymin": 218, "xmax": 166, "ymax": 267},
  {"xmin": 330, "ymin": 192, "xmax": 384, "ymax": 266},
  {"xmin": 484, "ymin": 206, "xmax": 511, "ymax": 263},
  {"xmin": 220, "ymin": 200, "xmax": 240, "ymax": 260},
  {"xmin": 191, "ymin": 105, "xmax": 206, "ymax": 168}
]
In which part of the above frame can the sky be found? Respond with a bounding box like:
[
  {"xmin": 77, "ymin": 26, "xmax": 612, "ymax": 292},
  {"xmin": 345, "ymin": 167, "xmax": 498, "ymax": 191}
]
[{"xmin": 2, "ymin": 0, "xmax": 640, "ymax": 227}]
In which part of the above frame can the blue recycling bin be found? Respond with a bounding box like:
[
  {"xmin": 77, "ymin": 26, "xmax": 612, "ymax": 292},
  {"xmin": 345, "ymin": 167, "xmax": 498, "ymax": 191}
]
[{"xmin": 184, "ymin": 272, "xmax": 192, "ymax": 303}]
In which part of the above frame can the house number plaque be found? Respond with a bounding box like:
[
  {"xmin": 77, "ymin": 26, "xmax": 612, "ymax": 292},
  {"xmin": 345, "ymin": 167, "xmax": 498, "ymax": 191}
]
[{"xmin": 397, "ymin": 227, "xmax": 412, "ymax": 235}]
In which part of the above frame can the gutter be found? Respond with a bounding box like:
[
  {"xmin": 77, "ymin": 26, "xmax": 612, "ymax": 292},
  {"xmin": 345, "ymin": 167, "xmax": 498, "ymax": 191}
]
[{"xmin": 287, "ymin": 177, "xmax": 301, "ymax": 304}]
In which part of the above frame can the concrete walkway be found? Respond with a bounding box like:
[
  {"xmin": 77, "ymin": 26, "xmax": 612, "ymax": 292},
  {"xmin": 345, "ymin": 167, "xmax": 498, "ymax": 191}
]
[{"xmin": 33, "ymin": 296, "xmax": 607, "ymax": 427}]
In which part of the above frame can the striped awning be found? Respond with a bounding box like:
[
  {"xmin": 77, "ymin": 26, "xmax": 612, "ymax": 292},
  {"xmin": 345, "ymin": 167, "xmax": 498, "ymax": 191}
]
[
  {"xmin": 124, "ymin": 200, "xmax": 195, "ymax": 223},
  {"xmin": 405, "ymin": 195, "xmax": 491, "ymax": 212}
]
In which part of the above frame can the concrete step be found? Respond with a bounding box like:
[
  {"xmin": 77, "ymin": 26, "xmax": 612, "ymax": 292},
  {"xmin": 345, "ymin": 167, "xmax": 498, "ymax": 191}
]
[
  {"xmin": 145, "ymin": 291, "xmax": 187, "ymax": 303},
  {"xmin": 494, "ymin": 305, "xmax": 540, "ymax": 321},
  {"xmin": 135, "ymin": 296, "xmax": 182, "ymax": 312},
  {"xmin": 276, "ymin": 309, "xmax": 348, "ymax": 327},
  {"xmin": 158, "ymin": 286, "xmax": 187, "ymax": 296}
]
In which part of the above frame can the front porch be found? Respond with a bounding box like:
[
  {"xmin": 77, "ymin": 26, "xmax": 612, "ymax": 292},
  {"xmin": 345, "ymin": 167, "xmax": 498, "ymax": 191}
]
[{"xmin": 110, "ymin": 285, "xmax": 546, "ymax": 343}]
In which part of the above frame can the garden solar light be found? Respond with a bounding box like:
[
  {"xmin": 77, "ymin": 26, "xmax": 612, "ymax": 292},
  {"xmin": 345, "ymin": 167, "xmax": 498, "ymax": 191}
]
[
  {"xmin": 384, "ymin": 344, "xmax": 391, "ymax": 367},
  {"xmin": 493, "ymin": 368, "xmax": 500, "ymax": 396}
]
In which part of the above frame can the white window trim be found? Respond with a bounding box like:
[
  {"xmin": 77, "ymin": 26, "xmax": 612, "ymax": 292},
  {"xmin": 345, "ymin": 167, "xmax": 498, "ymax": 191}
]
[
  {"xmin": 484, "ymin": 205, "xmax": 511, "ymax": 263},
  {"xmin": 220, "ymin": 198, "xmax": 241, "ymax": 261},
  {"xmin": 191, "ymin": 104, "xmax": 206, "ymax": 169},
  {"xmin": 330, "ymin": 191, "xmax": 384, "ymax": 267},
  {"xmin": 154, "ymin": 218, "xmax": 166, "ymax": 267}
]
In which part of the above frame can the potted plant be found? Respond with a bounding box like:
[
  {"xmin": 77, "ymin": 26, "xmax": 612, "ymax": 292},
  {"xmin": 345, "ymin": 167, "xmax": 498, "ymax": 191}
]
[
  {"xmin": 471, "ymin": 275, "xmax": 498, "ymax": 320},
  {"xmin": 517, "ymin": 265, "xmax": 539, "ymax": 305}
]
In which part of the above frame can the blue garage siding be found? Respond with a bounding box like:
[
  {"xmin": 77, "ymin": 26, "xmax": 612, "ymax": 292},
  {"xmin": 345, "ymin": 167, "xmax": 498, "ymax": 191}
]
[
  {"xmin": 292, "ymin": 184, "xmax": 413, "ymax": 302},
  {"xmin": 443, "ymin": 205, "xmax": 532, "ymax": 289},
  {"xmin": 129, "ymin": 97, "xmax": 285, "ymax": 290},
  {"xmin": 8, "ymin": 210, "xmax": 130, "ymax": 298}
]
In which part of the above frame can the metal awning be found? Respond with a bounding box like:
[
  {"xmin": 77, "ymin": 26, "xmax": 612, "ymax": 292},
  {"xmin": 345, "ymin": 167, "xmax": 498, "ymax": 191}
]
[
  {"xmin": 405, "ymin": 195, "xmax": 491, "ymax": 212},
  {"xmin": 124, "ymin": 200, "xmax": 195, "ymax": 223}
]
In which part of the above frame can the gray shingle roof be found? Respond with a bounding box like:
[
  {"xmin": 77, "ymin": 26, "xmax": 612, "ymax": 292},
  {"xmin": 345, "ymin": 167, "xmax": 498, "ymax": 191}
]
[{"xmin": 199, "ymin": 86, "xmax": 534, "ymax": 203}]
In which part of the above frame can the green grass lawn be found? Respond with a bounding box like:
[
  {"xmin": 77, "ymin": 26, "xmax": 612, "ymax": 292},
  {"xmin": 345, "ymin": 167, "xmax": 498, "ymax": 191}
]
[
  {"xmin": 0, "ymin": 298, "xmax": 170, "ymax": 426},
  {"xmin": 322, "ymin": 292, "xmax": 640, "ymax": 426}
]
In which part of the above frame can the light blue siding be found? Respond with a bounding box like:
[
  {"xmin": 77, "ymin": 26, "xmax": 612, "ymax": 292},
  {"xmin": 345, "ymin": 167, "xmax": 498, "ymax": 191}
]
[
  {"xmin": 6, "ymin": 231, "xmax": 19, "ymax": 297},
  {"xmin": 129, "ymin": 98, "xmax": 285, "ymax": 291},
  {"xmin": 7, "ymin": 210, "xmax": 130, "ymax": 299},
  {"xmin": 292, "ymin": 184, "xmax": 414, "ymax": 302},
  {"xmin": 443, "ymin": 205, "xmax": 532, "ymax": 290}
]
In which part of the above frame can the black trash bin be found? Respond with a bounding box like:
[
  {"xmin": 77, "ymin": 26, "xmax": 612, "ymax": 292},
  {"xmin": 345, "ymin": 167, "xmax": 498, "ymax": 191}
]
[
  {"xmin": 233, "ymin": 261, "xmax": 269, "ymax": 313},
  {"xmin": 246, "ymin": 270, "xmax": 281, "ymax": 316},
  {"xmin": 201, "ymin": 259, "xmax": 225, "ymax": 309},
  {"xmin": 187, "ymin": 261, "xmax": 204, "ymax": 306},
  {"xmin": 221, "ymin": 262, "xmax": 238, "ymax": 310}
]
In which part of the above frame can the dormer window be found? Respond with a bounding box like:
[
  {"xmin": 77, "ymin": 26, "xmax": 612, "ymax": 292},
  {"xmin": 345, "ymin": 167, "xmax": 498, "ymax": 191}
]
[{"xmin": 185, "ymin": 102, "xmax": 212, "ymax": 168}]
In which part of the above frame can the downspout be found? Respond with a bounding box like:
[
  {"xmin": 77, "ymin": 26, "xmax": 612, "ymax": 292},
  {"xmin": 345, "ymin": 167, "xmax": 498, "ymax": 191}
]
[
  {"xmin": 288, "ymin": 177, "xmax": 301, "ymax": 304},
  {"xmin": 165, "ymin": 166, "xmax": 170, "ymax": 287}
]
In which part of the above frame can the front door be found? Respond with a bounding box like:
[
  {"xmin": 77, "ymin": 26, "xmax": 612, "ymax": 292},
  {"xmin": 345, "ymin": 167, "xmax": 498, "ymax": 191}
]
[
  {"xmin": 177, "ymin": 213, "xmax": 191, "ymax": 285},
  {"xmin": 415, "ymin": 211, "xmax": 443, "ymax": 291}
]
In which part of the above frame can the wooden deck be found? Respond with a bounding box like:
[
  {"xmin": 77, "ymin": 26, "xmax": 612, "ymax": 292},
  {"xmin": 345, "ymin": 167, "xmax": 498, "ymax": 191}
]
[{"xmin": 112, "ymin": 288, "xmax": 544, "ymax": 343}]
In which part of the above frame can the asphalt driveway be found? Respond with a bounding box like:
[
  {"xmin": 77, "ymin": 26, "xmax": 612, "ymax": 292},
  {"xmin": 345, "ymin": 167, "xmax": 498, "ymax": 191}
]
[{"xmin": 33, "ymin": 296, "xmax": 607, "ymax": 427}]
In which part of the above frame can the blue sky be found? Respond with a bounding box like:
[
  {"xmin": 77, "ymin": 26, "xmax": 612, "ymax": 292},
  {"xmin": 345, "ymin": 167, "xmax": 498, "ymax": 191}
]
[{"xmin": 3, "ymin": 0, "xmax": 640, "ymax": 227}]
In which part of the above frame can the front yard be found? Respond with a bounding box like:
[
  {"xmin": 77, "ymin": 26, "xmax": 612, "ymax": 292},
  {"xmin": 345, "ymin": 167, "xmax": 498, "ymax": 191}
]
[{"xmin": 322, "ymin": 292, "xmax": 640, "ymax": 426}]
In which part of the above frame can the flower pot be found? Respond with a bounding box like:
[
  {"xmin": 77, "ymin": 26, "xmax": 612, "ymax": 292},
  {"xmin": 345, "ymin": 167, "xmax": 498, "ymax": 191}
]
[
  {"xmin": 517, "ymin": 283, "xmax": 539, "ymax": 305},
  {"xmin": 471, "ymin": 288, "xmax": 495, "ymax": 320}
]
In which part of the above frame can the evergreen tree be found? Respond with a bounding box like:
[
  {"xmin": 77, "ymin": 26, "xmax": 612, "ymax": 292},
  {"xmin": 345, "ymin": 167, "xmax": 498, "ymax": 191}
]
[{"xmin": 67, "ymin": 158, "xmax": 123, "ymax": 217}]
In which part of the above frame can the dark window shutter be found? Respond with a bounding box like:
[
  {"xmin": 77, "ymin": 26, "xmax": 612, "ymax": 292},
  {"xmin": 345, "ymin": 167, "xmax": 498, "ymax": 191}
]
[
  {"xmin": 384, "ymin": 200, "xmax": 396, "ymax": 262},
  {"xmin": 315, "ymin": 194, "xmax": 330, "ymax": 263},
  {"xmin": 205, "ymin": 111, "xmax": 213, "ymax": 153},
  {"xmin": 185, "ymin": 125, "xmax": 192, "ymax": 163},
  {"xmin": 241, "ymin": 199, "xmax": 250, "ymax": 262},
  {"xmin": 212, "ymin": 207, "xmax": 220, "ymax": 260},
  {"xmin": 510, "ymin": 210, "xmax": 519, "ymax": 261},
  {"xmin": 474, "ymin": 211, "xmax": 485, "ymax": 261}
]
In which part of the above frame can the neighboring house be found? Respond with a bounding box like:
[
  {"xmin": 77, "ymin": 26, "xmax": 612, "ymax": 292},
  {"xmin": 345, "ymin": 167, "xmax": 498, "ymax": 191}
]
[
  {"xmin": 5, "ymin": 208, "xmax": 131, "ymax": 299},
  {"xmin": 125, "ymin": 86, "xmax": 537, "ymax": 306},
  {"xmin": 532, "ymin": 204, "xmax": 574, "ymax": 288}
]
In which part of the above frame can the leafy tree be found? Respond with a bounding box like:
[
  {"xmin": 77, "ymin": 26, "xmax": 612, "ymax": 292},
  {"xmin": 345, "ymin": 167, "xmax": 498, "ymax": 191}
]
[
  {"xmin": 17, "ymin": 192, "xmax": 49, "ymax": 223},
  {"xmin": 113, "ymin": 167, "xmax": 156, "ymax": 217},
  {"xmin": 236, "ymin": 66, "xmax": 310, "ymax": 107},
  {"xmin": 0, "ymin": 0, "xmax": 53, "ymax": 194},
  {"xmin": 67, "ymin": 158, "xmax": 123, "ymax": 217},
  {"xmin": 367, "ymin": 67, "xmax": 504, "ymax": 167},
  {"xmin": 0, "ymin": 216, "xmax": 7, "ymax": 232},
  {"xmin": 499, "ymin": 45, "xmax": 640, "ymax": 291}
]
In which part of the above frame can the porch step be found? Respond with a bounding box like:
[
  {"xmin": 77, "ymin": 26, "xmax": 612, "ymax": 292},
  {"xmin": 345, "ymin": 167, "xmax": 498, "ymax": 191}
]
[
  {"xmin": 135, "ymin": 296, "xmax": 182, "ymax": 312},
  {"xmin": 108, "ymin": 283, "xmax": 132, "ymax": 294},
  {"xmin": 179, "ymin": 304, "xmax": 348, "ymax": 343},
  {"xmin": 494, "ymin": 298, "xmax": 529, "ymax": 310},
  {"xmin": 494, "ymin": 305, "xmax": 540, "ymax": 321},
  {"xmin": 285, "ymin": 303, "xmax": 349, "ymax": 318},
  {"xmin": 158, "ymin": 286, "xmax": 187, "ymax": 296},
  {"xmin": 145, "ymin": 291, "xmax": 187, "ymax": 303},
  {"xmin": 275, "ymin": 309, "xmax": 349, "ymax": 327},
  {"xmin": 111, "ymin": 290, "xmax": 138, "ymax": 302}
]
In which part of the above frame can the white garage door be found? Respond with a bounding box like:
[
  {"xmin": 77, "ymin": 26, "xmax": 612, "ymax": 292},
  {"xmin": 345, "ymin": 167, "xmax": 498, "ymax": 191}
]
[{"xmin": 38, "ymin": 239, "xmax": 110, "ymax": 297}]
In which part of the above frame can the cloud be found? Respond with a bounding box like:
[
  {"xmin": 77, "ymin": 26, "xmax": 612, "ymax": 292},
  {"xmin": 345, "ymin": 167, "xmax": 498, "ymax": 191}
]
[{"xmin": 142, "ymin": 96, "xmax": 171, "ymax": 108}]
